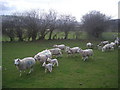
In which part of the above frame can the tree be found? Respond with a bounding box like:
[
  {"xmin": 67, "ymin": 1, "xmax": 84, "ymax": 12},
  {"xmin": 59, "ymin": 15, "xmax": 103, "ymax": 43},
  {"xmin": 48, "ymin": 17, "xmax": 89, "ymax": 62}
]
[
  {"xmin": 58, "ymin": 15, "xmax": 77, "ymax": 39},
  {"xmin": 2, "ymin": 15, "xmax": 16, "ymax": 41},
  {"xmin": 23, "ymin": 10, "xmax": 39, "ymax": 41},
  {"xmin": 81, "ymin": 11, "xmax": 111, "ymax": 38},
  {"xmin": 47, "ymin": 10, "xmax": 57, "ymax": 40}
]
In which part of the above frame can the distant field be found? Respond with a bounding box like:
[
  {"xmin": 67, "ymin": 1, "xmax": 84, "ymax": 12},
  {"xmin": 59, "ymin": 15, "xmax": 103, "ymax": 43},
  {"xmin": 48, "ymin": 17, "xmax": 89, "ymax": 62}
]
[
  {"xmin": 2, "ymin": 31, "xmax": 119, "ymax": 41},
  {"xmin": 2, "ymin": 40, "xmax": 118, "ymax": 88}
]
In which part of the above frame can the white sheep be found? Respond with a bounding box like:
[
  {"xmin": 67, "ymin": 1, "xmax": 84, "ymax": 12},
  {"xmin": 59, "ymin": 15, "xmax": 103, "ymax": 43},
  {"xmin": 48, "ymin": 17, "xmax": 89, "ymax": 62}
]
[
  {"xmin": 42, "ymin": 62, "xmax": 53, "ymax": 73},
  {"xmin": 47, "ymin": 58, "xmax": 59, "ymax": 67},
  {"xmin": 86, "ymin": 42, "xmax": 93, "ymax": 48},
  {"xmin": 79, "ymin": 49, "xmax": 93, "ymax": 61},
  {"xmin": 65, "ymin": 46, "xmax": 80, "ymax": 54},
  {"xmin": 14, "ymin": 57, "xmax": 36, "ymax": 77},
  {"xmin": 114, "ymin": 40, "xmax": 119, "ymax": 46},
  {"xmin": 110, "ymin": 42, "xmax": 116, "ymax": 47},
  {"xmin": 99, "ymin": 41, "xmax": 109, "ymax": 46},
  {"xmin": 102, "ymin": 44, "xmax": 114, "ymax": 52},
  {"xmin": 34, "ymin": 49, "xmax": 52, "ymax": 64},
  {"xmin": 49, "ymin": 48, "xmax": 62, "ymax": 57},
  {"xmin": 53, "ymin": 44, "xmax": 66, "ymax": 50}
]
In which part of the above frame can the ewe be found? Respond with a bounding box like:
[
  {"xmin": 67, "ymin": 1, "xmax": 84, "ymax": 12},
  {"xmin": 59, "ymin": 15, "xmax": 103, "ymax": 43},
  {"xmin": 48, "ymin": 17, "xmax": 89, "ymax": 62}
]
[{"xmin": 14, "ymin": 57, "xmax": 36, "ymax": 77}]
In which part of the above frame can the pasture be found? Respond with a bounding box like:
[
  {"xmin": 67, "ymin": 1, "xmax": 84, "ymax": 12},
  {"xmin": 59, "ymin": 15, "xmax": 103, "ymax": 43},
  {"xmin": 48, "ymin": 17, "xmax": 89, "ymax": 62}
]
[{"xmin": 2, "ymin": 39, "xmax": 118, "ymax": 88}]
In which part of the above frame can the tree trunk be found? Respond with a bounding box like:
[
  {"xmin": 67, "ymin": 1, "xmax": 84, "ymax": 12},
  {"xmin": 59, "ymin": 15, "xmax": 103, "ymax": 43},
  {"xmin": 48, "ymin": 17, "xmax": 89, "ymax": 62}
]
[
  {"xmin": 64, "ymin": 31, "xmax": 68, "ymax": 39},
  {"xmin": 10, "ymin": 37, "xmax": 14, "ymax": 42},
  {"xmin": 48, "ymin": 30, "xmax": 53, "ymax": 40}
]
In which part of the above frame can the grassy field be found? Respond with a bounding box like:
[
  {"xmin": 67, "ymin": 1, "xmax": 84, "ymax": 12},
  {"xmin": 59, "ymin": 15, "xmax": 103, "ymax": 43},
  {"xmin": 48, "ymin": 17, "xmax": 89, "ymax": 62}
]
[{"xmin": 2, "ymin": 39, "xmax": 118, "ymax": 88}]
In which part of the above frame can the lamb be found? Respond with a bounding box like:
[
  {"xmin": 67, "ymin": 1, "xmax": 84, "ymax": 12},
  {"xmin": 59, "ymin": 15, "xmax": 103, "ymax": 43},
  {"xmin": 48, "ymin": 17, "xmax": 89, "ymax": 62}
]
[
  {"xmin": 65, "ymin": 46, "xmax": 80, "ymax": 54},
  {"xmin": 42, "ymin": 62, "xmax": 53, "ymax": 73},
  {"xmin": 14, "ymin": 57, "xmax": 36, "ymax": 77},
  {"xmin": 49, "ymin": 48, "xmax": 62, "ymax": 57},
  {"xmin": 102, "ymin": 44, "xmax": 114, "ymax": 52},
  {"xmin": 86, "ymin": 42, "xmax": 93, "ymax": 48},
  {"xmin": 53, "ymin": 44, "xmax": 66, "ymax": 50},
  {"xmin": 34, "ymin": 49, "xmax": 52, "ymax": 64},
  {"xmin": 79, "ymin": 49, "xmax": 93, "ymax": 61},
  {"xmin": 47, "ymin": 58, "xmax": 58, "ymax": 67}
]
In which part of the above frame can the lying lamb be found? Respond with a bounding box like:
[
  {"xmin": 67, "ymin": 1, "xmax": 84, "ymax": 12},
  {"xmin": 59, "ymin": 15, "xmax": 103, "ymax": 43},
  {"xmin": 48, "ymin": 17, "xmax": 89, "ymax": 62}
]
[
  {"xmin": 53, "ymin": 44, "xmax": 66, "ymax": 50},
  {"xmin": 86, "ymin": 42, "xmax": 93, "ymax": 48},
  {"xmin": 65, "ymin": 46, "xmax": 80, "ymax": 54},
  {"xmin": 14, "ymin": 57, "xmax": 36, "ymax": 77},
  {"xmin": 42, "ymin": 62, "xmax": 53, "ymax": 73},
  {"xmin": 47, "ymin": 58, "xmax": 58, "ymax": 67},
  {"xmin": 102, "ymin": 44, "xmax": 114, "ymax": 52},
  {"xmin": 49, "ymin": 48, "xmax": 62, "ymax": 57},
  {"xmin": 79, "ymin": 49, "xmax": 93, "ymax": 61}
]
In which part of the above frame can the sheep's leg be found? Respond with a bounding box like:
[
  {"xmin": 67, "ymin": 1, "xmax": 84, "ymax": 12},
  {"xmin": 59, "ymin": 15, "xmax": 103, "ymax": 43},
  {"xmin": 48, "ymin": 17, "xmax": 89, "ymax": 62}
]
[
  {"xmin": 83, "ymin": 57, "xmax": 87, "ymax": 61},
  {"xmin": 45, "ymin": 68, "xmax": 47, "ymax": 73},
  {"xmin": 19, "ymin": 70, "xmax": 22, "ymax": 77},
  {"xmin": 49, "ymin": 67, "xmax": 52, "ymax": 72}
]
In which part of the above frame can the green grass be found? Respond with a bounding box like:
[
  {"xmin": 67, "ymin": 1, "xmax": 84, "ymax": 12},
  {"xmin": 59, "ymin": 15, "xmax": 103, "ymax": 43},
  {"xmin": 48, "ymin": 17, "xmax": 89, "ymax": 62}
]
[{"xmin": 2, "ymin": 40, "xmax": 118, "ymax": 88}]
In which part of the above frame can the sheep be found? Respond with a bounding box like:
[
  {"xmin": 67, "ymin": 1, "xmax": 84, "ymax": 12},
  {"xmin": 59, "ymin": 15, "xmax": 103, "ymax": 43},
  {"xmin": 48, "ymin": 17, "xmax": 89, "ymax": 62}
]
[
  {"xmin": 42, "ymin": 62, "xmax": 53, "ymax": 73},
  {"xmin": 79, "ymin": 49, "xmax": 93, "ymax": 61},
  {"xmin": 65, "ymin": 46, "xmax": 80, "ymax": 55},
  {"xmin": 49, "ymin": 48, "xmax": 62, "ymax": 57},
  {"xmin": 53, "ymin": 44, "xmax": 66, "ymax": 50},
  {"xmin": 114, "ymin": 40, "xmax": 119, "ymax": 46},
  {"xmin": 86, "ymin": 42, "xmax": 93, "ymax": 48},
  {"xmin": 34, "ymin": 49, "xmax": 52, "ymax": 64},
  {"xmin": 99, "ymin": 41, "xmax": 109, "ymax": 46},
  {"xmin": 14, "ymin": 57, "xmax": 36, "ymax": 77},
  {"xmin": 110, "ymin": 42, "xmax": 116, "ymax": 47},
  {"xmin": 47, "ymin": 58, "xmax": 59, "ymax": 67},
  {"xmin": 102, "ymin": 44, "xmax": 114, "ymax": 52}
]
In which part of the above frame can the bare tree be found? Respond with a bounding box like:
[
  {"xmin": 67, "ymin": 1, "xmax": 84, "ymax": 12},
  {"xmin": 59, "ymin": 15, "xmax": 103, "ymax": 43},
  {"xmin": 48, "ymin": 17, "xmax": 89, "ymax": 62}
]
[
  {"xmin": 81, "ymin": 11, "xmax": 111, "ymax": 38},
  {"xmin": 47, "ymin": 10, "xmax": 57, "ymax": 40},
  {"xmin": 23, "ymin": 10, "xmax": 39, "ymax": 41},
  {"xmin": 2, "ymin": 15, "xmax": 16, "ymax": 41},
  {"xmin": 58, "ymin": 15, "xmax": 77, "ymax": 39}
]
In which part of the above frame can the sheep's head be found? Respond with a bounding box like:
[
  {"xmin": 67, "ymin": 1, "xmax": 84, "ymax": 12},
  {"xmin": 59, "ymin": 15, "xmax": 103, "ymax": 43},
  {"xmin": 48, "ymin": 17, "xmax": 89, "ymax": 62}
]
[{"xmin": 14, "ymin": 59, "xmax": 20, "ymax": 66}]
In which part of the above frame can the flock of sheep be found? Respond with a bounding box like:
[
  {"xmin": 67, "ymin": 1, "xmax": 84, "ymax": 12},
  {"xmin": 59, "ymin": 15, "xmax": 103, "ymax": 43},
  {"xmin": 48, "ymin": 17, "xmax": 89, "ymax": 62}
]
[{"xmin": 14, "ymin": 37, "xmax": 120, "ymax": 77}]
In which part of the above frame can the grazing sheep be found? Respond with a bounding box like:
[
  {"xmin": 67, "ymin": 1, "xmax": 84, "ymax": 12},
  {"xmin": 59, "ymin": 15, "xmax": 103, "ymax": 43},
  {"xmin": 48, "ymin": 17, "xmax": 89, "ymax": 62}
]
[
  {"xmin": 42, "ymin": 62, "xmax": 53, "ymax": 73},
  {"xmin": 49, "ymin": 48, "xmax": 62, "ymax": 57},
  {"xmin": 79, "ymin": 49, "xmax": 93, "ymax": 61},
  {"xmin": 14, "ymin": 57, "xmax": 36, "ymax": 77},
  {"xmin": 102, "ymin": 44, "xmax": 114, "ymax": 52},
  {"xmin": 53, "ymin": 44, "xmax": 66, "ymax": 50},
  {"xmin": 47, "ymin": 58, "xmax": 59, "ymax": 67},
  {"xmin": 65, "ymin": 46, "xmax": 80, "ymax": 54},
  {"xmin": 34, "ymin": 49, "xmax": 52, "ymax": 64},
  {"xmin": 86, "ymin": 42, "xmax": 93, "ymax": 48},
  {"xmin": 99, "ymin": 41, "xmax": 109, "ymax": 46}
]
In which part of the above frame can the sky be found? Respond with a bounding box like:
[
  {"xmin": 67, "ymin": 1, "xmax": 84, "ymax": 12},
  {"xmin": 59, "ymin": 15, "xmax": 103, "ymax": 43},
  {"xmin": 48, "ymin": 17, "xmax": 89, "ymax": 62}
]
[{"xmin": 0, "ymin": 0, "xmax": 119, "ymax": 21}]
